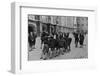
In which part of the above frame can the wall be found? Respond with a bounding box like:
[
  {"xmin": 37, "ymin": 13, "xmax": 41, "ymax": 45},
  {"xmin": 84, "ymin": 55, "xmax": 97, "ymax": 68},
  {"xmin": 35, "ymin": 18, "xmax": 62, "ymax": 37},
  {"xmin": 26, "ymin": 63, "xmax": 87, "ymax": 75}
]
[{"xmin": 0, "ymin": 0, "xmax": 100, "ymax": 76}]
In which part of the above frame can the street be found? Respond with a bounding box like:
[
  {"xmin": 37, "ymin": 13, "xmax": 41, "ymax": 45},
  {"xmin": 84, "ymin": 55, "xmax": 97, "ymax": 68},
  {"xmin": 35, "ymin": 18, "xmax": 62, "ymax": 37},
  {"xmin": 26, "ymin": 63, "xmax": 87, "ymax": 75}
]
[{"xmin": 28, "ymin": 34, "xmax": 88, "ymax": 61}]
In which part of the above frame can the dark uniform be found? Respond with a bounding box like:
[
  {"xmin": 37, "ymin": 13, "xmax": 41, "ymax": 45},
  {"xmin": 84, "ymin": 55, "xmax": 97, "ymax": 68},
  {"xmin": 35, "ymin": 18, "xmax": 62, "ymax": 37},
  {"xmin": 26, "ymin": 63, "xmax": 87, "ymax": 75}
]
[
  {"xmin": 73, "ymin": 32, "xmax": 79, "ymax": 47},
  {"xmin": 79, "ymin": 34, "xmax": 84, "ymax": 47}
]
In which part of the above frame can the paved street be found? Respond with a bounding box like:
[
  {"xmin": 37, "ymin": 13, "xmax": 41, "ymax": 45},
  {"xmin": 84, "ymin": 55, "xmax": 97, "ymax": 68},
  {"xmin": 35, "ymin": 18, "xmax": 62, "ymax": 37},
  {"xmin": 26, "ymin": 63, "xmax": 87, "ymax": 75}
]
[{"xmin": 28, "ymin": 35, "xmax": 88, "ymax": 61}]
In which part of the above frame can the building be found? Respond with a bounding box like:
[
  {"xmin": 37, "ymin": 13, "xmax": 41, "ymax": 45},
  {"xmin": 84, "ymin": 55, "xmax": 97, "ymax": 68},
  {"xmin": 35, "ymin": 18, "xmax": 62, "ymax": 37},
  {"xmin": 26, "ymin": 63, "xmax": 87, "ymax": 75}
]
[
  {"xmin": 28, "ymin": 15, "xmax": 87, "ymax": 36},
  {"xmin": 76, "ymin": 17, "xmax": 88, "ymax": 33}
]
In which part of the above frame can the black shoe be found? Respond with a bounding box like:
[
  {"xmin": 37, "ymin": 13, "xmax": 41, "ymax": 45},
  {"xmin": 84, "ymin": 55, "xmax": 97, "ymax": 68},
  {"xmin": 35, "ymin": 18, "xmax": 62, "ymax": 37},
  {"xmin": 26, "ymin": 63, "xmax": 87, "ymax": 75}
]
[
  {"xmin": 40, "ymin": 57, "xmax": 43, "ymax": 59},
  {"xmin": 43, "ymin": 58, "xmax": 47, "ymax": 60}
]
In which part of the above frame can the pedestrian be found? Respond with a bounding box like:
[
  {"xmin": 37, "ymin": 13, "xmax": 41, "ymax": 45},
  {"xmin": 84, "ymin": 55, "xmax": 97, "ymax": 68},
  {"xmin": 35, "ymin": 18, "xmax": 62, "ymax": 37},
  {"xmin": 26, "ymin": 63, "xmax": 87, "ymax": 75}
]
[
  {"xmin": 35, "ymin": 35, "xmax": 41, "ymax": 49},
  {"xmin": 40, "ymin": 35, "xmax": 49, "ymax": 60},
  {"xmin": 73, "ymin": 32, "xmax": 79, "ymax": 47},
  {"xmin": 28, "ymin": 32, "xmax": 33, "ymax": 51},
  {"xmin": 79, "ymin": 33, "xmax": 84, "ymax": 48},
  {"xmin": 32, "ymin": 32, "xmax": 37, "ymax": 49}
]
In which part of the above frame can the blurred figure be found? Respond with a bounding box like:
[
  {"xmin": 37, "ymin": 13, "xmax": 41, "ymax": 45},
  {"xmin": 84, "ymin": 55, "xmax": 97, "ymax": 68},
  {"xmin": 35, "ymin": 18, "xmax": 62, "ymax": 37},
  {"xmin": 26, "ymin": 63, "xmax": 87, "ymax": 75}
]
[
  {"xmin": 41, "ymin": 31, "xmax": 49, "ymax": 48},
  {"xmin": 28, "ymin": 32, "xmax": 33, "ymax": 51},
  {"xmin": 35, "ymin": 33, "xmax": 41, "ymax": 49},
  {"xmin": 66, "ymin": 32, "xmax": 72, "ymax": 51},
  {"xmin": 73, "ymin": 32, "xmax": 79, "ymax": 47},
  {"xmin": 79, "ymin": 33, "xmax": 84, "ymax": 48},
  {"xmin": 28, "ymin": 31, "xmax": 37, "ymax": 51},
  {"xmin": 32, "ymin": 32, "xmax": 37, "ymax": 49}
]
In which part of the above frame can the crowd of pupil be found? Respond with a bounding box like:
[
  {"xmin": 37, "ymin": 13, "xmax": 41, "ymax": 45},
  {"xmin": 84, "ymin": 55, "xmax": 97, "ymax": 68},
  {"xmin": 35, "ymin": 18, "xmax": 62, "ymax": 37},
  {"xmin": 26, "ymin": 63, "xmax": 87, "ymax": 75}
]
[
  {"xmin": 28, "ymin": 24, "xmax": 86, "ymax": 50},
  {"xmin": 41, "ymin": 31, "xmax": 70, "ymax": 40}
]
